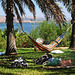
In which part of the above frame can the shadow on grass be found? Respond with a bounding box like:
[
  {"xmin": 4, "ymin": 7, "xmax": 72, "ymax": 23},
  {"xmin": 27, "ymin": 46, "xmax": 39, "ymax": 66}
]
[
  {"xmin": 0, "ymin": 49, "xmax": 75, "ymax": 75},
  {"xmin": 18, "ymin": 51, "xmax": 45, "ymax": 54},
  {"xmin": 0, "ymin": 60, "xmax": 75, "ymax": 75},
  {"xmin": 0, "ymin": 72, "xmax": 17, "ymax": 75},
  {"xmin": 26, "ymin": 66, "xmax": 75, "ymax": 75}
]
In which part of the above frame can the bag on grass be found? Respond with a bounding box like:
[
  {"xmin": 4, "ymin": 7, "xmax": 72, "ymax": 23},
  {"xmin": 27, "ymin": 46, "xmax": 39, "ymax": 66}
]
[
  {"xmin": 45, "ymin": 58, "xmax": 61, "ymax": 66},
  {"xmin": 11, "ymin": 57, "xmax": 28, "ymax": 68},
  {"xmin": 35, "ymin": 53, "xmax": 52, "ymax": 65},
  {"xmin": 61, "ymin": 60, "xmax": 72, "ymax": 67}
]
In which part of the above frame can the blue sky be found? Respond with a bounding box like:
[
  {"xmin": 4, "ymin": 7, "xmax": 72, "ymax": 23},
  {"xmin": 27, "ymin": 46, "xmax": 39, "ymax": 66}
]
[
  {"xmin": 0, "ymin": 1, "xmax": 44, "ymax": 18},
  {"xmin": 0, "ymin": 1, "xmax": 71, "ymax": 20}
]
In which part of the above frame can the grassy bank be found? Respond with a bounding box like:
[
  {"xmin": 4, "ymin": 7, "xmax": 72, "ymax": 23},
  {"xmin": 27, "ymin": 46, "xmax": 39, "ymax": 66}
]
[{"xmin": 0, "ymin": 48, "xmax": 75, "ymax": 75}]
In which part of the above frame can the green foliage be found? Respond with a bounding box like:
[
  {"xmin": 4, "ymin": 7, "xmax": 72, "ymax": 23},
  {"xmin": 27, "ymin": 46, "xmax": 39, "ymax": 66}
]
[
  {"xmin": 39, "ymin": 21, "xmax": 58, "ymax": 41},
  {"xmin": 30, "ymin": 21, "xmax": 72, "ymax": 47},
  {"xmin": 0, "ymin": 42, "xmax": 6, "ymax": 49},
  {"xmin": 0, "ymin": 29, "xmax": 7, "ymax": 48},
  {"xmin": 15, "ymin": 32, "xmax": 31, "ymax": 48},
  {"xmin": 59, "ymin": 23, "xmax": 72, "ymax": 47},
  {"xmin": 30, "ymin": 21, "xmax": 58, "ymax": 42},
  {"xmin": 0, "ymin": 29, "xmax": 20, "ymax": 48},
  {"xmin": 0, "ymin": 29, "xmax": 4, "ymax": 36},
  {"xmin": 14, "ymin": 29, "xmax": 19, "ymax": 38}
]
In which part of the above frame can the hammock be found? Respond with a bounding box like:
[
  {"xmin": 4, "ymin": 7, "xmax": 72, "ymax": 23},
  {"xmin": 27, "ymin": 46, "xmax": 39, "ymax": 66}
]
[
  {"xmin": 25, "ymin": 31, "xmax": 66, "ymax": 52},
  {"xmin": 22, "ymin": 25, "xmax": 71, "ymax": 53}
]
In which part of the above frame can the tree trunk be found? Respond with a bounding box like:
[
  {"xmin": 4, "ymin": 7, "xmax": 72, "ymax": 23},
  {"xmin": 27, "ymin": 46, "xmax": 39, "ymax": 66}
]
[
  {"xmin": 6, "ymin": 0, "xmax": 17, "ymax": 55},
  {"xmin": 69, "ymin": 0, "xmax": 75, "ymax": 50}
]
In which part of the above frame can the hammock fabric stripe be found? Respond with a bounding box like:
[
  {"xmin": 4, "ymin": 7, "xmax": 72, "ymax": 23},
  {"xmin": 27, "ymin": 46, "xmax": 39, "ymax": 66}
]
[
  {"xmin": 26, "ymin": 31, "xmax": 66, "ymax": 52},
  {"xmin": 47, "ymin": 31, "xmax": 67, "ymax": 51}
]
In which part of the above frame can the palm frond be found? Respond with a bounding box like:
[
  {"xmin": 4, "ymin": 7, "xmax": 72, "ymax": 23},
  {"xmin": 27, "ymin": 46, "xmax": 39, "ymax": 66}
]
[
  {"xmin": 56, "ymin": 0, "xmax": 72, "ymax": 12},
  {"xmin": 23, "ymin": 0, "xmax": 36, "ymax": 19},
  {"xmin": 14, "ymin": 2, "xmax": 23, "ymax": 29},
  {"xmin": 1, "ymin": 0, "xmax": 6, "ymax": 13},
  {"xmin": 35, "ymin": 0, "xmax": 66, "ymax": 27},
  {"xmin": 14, "ymin": 0, "xmax": 25, "ymax": 16}
]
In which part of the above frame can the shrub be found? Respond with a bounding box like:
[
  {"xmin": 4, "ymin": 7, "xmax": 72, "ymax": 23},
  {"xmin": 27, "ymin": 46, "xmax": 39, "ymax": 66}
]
[
  {"xmin": 16, "ymin": 33, "xmax": 30, "ymax": 48},
  {"xmin": 30, "ymin": 20, "xmax": 72, "ymax": 47}
]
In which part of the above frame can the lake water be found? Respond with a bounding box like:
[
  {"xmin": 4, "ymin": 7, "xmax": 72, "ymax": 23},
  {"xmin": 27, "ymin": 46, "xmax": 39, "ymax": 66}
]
[{"xmin": 0, "ymin": 22, "xmax": 38, "ymax": 33}]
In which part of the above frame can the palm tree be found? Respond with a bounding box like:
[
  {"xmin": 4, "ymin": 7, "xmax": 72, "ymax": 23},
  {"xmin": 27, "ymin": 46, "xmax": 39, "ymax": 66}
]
[
  {"xmin": 1, "ymin": 0, "xmax": 35, "ymax": 55},
  {"xmin": 56, "ymin": 0, "xmax": 75, "ymax": 49},
  {"xmin": 69, "ymin": 0, "xmax": 75, "ymax": 49},
  {"xmin": 1, "ymin": 0, "xmax": 66, "ymax": 55}
]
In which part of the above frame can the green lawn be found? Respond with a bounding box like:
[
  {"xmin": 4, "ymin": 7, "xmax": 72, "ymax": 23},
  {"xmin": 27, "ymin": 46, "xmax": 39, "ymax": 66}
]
[{"xmin": 0, "ymin": 48, "xmax": 75, "ymax": 75}]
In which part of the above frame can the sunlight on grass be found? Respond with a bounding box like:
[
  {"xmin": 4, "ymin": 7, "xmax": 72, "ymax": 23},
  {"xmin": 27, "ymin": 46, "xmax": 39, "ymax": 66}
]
[{"xmin": 0, "ymin": 48, "xmax": 75, "ymax": 75}]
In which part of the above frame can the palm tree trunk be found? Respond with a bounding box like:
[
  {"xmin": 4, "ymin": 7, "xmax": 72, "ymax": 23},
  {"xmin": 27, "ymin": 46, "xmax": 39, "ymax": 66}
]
[
  {"xmin": 69, "ymin": 0, "xmax": 75, "ymax": 50},
  {"xmin": 6, "ymin": 0, "xmax": 17, "ymax": 55}
]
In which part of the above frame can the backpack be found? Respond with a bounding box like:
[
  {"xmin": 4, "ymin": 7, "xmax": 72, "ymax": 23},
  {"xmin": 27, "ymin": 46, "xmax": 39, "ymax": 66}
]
[{"xmin": 35, "ymin": 53, "xmax": 52, "ymax": 65}]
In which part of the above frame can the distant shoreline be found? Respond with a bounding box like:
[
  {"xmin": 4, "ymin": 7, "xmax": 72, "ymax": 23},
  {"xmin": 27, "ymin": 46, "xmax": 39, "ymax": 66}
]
[
  {"xmin": 15, "ymin": 20, "xmax": 43, "ymax": 23},
  {"xmin": 0, "ymin": 16, "xmax": 45, "ymax": 23},
  {"xmin": 0, "ymin": 21, "xmax": 42, "ymax": 23}
]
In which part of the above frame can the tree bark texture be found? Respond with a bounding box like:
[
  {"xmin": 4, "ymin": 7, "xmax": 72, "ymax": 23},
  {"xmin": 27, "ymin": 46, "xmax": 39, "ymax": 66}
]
[
  {"xmin": 6, "ymin": 0, "xmax": 17, "ymax": 55},
  {"xmin": 69, "ymin": 0, "xmax": 75, "ymax": 50}
]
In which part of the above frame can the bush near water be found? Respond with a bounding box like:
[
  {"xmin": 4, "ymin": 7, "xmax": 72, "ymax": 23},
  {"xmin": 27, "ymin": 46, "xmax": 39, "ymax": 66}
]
[{"xmin": 0, "ymin": 21, "xmax": 72, "ymax": 48}]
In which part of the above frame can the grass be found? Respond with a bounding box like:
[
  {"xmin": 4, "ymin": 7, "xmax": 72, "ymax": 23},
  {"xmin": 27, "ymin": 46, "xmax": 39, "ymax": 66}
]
[{"xmin": 0, "ymin": 48, "xmax": 75, "ymax": 75}]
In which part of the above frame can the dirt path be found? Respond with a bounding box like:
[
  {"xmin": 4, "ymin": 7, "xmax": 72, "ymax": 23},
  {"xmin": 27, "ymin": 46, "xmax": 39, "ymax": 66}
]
[{"xmin": 54, "ymin": 47, "xmax": 69, "ymax": 49}]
